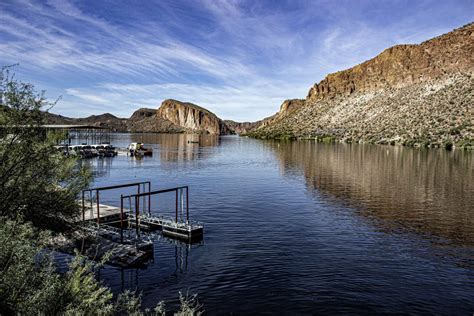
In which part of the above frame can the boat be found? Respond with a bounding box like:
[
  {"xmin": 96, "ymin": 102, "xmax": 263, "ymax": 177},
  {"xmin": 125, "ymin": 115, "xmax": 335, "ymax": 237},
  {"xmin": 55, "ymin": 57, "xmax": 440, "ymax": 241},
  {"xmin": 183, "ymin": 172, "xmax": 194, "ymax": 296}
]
[{"xmin": 127, "ymin": 142, "xmax": 153, "ymax": 157}]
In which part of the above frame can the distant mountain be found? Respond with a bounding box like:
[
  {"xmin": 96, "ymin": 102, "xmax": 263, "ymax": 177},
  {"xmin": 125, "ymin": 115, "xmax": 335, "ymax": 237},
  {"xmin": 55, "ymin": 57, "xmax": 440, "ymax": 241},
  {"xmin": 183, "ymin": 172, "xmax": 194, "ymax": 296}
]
[
  {"xmin": 249, "ymin": 23, "xmax": 474, "ymax": 148},
  {"xmin": 224, "ymin": 120, "xmax": 261, "ymax": 134},
  {"xmin": 43, "ymin": 23, "xmax": 473, "ymax": 145},
  {"xmin": 157, "ymin": 99, "xmax": 232, "ymax": 135},
  {"xmin": 44, "ymin": 112, "xmax": 128, "ymax": 132},
  {"xmin": 45, "ymin": 99, "xmax": 234, "ymax": 135}
]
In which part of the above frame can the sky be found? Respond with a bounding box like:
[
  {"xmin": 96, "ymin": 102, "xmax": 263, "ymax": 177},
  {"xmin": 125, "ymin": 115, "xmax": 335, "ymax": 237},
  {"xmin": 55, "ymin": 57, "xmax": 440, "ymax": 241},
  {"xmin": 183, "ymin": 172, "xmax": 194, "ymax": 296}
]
[{"xmin": 0, "ymin": 0, "xmax": 472, "ymax": 121}]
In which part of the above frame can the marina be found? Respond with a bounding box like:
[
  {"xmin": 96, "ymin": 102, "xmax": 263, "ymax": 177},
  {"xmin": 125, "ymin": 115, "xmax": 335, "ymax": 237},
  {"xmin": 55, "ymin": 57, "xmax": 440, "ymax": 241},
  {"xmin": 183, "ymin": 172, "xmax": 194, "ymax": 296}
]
[{"xmin": 46, "ymin": 124, "xmax": 155, "ymax": 159}]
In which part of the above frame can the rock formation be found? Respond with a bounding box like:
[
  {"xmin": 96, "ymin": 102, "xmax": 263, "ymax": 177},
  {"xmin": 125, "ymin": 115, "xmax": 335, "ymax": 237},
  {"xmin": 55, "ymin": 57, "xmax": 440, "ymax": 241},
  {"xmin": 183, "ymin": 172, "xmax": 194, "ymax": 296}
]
[
  {"xmin": 250, "ymin": 23, "xmax": 474, "ymax": 148},
  {"xmin": 45, "ymin": 100, "xmax": 234, "ymax": 135},
  {"xmin": 224, "ymin": 99, "xmax": 305, "ymax": 134},
  {"xmin": 307, "ymin": 23, "xmax": 474, "ymax": 101},
  {"xmin": 157, "ymin": 99, "xmax": 231, "ymax": 135},
  {"xmin": 127, "ymin": 108, "xmax": 184, "ymax": 133}
]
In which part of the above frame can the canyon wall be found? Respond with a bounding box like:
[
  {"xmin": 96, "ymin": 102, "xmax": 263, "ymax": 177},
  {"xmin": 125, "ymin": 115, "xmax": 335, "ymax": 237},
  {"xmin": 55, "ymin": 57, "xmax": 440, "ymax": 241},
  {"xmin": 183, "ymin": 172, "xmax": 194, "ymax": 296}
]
[
  {"xmin": 250, "ymin": 23, "xmax": 474, "ymax": 148},
  {"xmin": 157, "ymin": 99, "xmax": 231, "ymax": 135}
]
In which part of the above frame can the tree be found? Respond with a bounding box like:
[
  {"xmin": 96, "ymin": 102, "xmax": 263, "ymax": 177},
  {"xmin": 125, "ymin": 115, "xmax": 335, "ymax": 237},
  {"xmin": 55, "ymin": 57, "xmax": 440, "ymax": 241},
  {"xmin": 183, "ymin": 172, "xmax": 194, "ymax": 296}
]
[
  {"xmin": 0, "ymin": 66, "xmax": 90, "ymax": 231},
  {"xmin": 0, "ymin": 68, "xmax": 203, "ymax": 315}
]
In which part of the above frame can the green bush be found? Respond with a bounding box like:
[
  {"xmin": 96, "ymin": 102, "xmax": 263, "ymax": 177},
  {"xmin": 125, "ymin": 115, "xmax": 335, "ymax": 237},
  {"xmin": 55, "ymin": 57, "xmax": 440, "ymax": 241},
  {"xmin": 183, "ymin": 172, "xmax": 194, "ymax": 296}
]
[
  {"xmin": 0, "ymin": 68, "xmax": 202, "ymax": 315},
  {"xmin": 0, "ymin": 67, "xmax": 90, "ymax": 231}
]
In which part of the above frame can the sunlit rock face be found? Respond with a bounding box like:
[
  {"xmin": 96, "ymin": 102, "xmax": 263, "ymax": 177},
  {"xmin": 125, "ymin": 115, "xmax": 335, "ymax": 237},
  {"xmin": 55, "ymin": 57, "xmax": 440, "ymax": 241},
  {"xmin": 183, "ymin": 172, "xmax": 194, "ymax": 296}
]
[
  {"xmin": 157, "ymin": 99, "xmax": 232, "ymax": 135},
  {"xmin": 127, "ymin": 108, "xmax": 184, "ymax": 133},
  {"xmin": 252, "ymin": 23, "xmax": 474, "ymax": 146},
  {"xmin": 307, "ymin": 23, "xmax": 474, "ymax": 101}
]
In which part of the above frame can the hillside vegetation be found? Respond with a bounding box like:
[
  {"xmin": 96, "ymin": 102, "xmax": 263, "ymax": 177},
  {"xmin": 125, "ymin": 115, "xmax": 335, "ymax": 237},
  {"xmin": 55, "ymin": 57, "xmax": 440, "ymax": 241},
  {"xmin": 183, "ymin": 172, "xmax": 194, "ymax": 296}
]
[{"xmin": 249, "ymin": 23, "xmax": 474, "ymax": 149}]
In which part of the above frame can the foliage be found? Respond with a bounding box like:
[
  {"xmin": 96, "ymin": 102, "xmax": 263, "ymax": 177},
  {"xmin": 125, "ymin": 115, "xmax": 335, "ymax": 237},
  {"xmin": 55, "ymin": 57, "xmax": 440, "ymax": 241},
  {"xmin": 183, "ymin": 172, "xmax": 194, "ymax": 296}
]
[
  {"xmin": 0, "ymin": 66, "xmax": 91, "ymax": 230},
  {"xmin": 0, "ymin": 68, "xmax": 203, "ymax": 315},
  {"xmin": 0, "ymin": 218, "xmax": 60, "ymax": 314},
  {"xmin": 0, "ymin": 218, "xmax": 203, "ymax": 315},
  {"xmin": 176, "ymin": 292, "xmax": 203, "ymax": 316},
  {"xmin": 0, "ymin": 218, "xmax": 116, "ymax": 314}
]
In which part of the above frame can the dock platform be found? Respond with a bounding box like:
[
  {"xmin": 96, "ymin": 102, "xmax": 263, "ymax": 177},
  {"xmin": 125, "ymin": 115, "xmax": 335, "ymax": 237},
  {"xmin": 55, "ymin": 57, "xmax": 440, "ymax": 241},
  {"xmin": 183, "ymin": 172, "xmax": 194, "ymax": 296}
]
[
  {"xmin": 80, "ymin": 182, "xmax": 204, "ymax": 247},
  {"xmin": 80, "ymin": 203, "xmax": 122, "ymax": 222},
  {"xmin": 129, "ymin": 214, "xmax": 204, "ymax": 242},
  {"xmin": 79, "ymin": 202, "xmax": 203, "ymax": 243}
]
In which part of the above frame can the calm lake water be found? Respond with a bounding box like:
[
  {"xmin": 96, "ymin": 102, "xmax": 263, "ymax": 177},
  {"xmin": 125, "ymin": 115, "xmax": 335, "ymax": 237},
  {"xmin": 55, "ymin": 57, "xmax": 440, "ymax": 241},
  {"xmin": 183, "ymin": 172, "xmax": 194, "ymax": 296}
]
[{"xmin": 78, "ymin": 134, "xmax": 474, "ymax": 314}]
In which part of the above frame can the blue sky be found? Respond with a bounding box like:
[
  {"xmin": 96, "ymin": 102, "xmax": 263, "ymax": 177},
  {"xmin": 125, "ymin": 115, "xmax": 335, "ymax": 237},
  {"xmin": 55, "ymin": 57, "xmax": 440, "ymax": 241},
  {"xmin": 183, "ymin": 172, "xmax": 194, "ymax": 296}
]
[{"xmin": 0, "ymin": 0, "xmax": 472, "ymax": 121}]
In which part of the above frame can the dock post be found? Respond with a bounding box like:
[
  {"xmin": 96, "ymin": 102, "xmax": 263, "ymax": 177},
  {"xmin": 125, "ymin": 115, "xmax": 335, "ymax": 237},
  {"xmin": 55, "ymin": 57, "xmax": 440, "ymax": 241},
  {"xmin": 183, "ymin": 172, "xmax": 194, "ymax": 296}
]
[
  {"xmin": 135, "ymin": 196, "xmax": 139, "ymax": 237},
  {"xmin": 137, "ymin": 184, "xmax": 140, "ymax": 219},
  {"xmin": 81, "ymin": 190, "xmax": 85, "ymax": 221},
  {"xmin": 96, "ymin": 191, "xmax": 100, "ymax": 227},
  {"xmin": 180, "ymin": 188, "xmax": 184, "ymax": 221},
  {"xmin": 90, "ymin": 191, "xmax": 93, "ymax": 221},
  {"xmin": 120, "ymin": 194, "xmax": 124, "ymax": 243},
  {"xmin": 186, "ymin": 186, "xmax": 189, "ymax": 223},
  {"xmin": 175, "ymin": 190, "xmax": 178, "ymax": 222},
  {"xmin": 148, "ymin": 182, "xmax": 151, "ymax": 216}
]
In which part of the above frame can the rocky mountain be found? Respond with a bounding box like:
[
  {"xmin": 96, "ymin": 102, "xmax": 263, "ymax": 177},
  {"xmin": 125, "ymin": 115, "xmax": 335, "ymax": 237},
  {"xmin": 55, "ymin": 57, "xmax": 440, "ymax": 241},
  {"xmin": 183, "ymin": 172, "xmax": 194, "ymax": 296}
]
[
  {"xmin": 224, "ymin": 120, "xmax": 260, "ymax": 134},
  {"xmin": 157, "ymin": 99, "xmax": 231, "ymax": 135},
  {"xmin": 44, "ymin": 112, "xmax": 128, "ymax": 132},
  {"xmin": 45, "ymin": 99, "xmax": 234, "ymax": 135},
  {"xmin": 127, "ymin": 107, "xmax": 184, "ymax": 133},
  {"xmin": 223, "ymin": 99, "xmax": 305, "ymax": 134},
  {"xmin": 250, "ymin": 23, "xmax": 474, "ymax": 148}
]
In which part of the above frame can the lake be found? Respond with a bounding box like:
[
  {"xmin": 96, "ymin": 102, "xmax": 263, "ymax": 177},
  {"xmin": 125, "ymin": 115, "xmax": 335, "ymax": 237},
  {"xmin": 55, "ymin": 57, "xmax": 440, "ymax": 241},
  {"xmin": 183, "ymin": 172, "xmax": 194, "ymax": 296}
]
[{"xmin": 78, "ymin": 133, "xmax": 474, "ymax": 314}]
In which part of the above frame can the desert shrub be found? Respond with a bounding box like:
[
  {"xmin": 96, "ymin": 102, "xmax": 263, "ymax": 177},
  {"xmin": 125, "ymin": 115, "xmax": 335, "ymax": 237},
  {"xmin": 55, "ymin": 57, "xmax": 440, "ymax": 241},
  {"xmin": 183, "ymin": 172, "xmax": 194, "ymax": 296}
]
[{"xmin": 0, "ymin": 67, "xmax": 90, "ymax": 231}]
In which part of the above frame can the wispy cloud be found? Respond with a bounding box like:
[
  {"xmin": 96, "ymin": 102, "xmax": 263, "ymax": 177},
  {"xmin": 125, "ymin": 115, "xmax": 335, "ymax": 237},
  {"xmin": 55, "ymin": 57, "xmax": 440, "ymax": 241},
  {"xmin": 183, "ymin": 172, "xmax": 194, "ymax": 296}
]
[
  {"xmin": 0, "ymin": 0, "xmax": 472, "ymax": 121},
  {"xmin": 59, "ymin": 81, "xmax": 308, "ymax": 121}
]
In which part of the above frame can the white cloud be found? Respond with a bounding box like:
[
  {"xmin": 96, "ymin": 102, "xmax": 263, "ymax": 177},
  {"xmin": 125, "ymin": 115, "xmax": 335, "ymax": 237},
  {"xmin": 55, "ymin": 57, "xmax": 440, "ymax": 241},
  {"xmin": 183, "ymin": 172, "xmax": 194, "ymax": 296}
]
[
  {"xmin": 1, "ymin": 0, "xmax": 471, "ymax": 121},
  {"xmin": 59, "ymin": 81, "xmax": 307, "ymax": 121}
]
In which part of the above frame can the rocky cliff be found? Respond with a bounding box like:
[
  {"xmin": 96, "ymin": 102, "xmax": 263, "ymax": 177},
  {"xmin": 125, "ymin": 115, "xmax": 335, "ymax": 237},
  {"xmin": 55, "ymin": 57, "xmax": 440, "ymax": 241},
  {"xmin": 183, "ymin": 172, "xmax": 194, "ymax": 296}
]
[
  {"xmin": 250, "ymin": 23, "xmax": 474, "ymax": 148},
  {"xmin": 307, "ymin": 23, "xmax": 474, "ymax": 101},
  {"xmin": 127, "ymin": 108, "xmax": 184, "ymax": 133},
  {"xmin": 45, "ymin": 100, "xmax": 234, "ymax": 135},
  {"xmin": 157, "ymin": 99, "xmax": 232, "ymax": 135}
]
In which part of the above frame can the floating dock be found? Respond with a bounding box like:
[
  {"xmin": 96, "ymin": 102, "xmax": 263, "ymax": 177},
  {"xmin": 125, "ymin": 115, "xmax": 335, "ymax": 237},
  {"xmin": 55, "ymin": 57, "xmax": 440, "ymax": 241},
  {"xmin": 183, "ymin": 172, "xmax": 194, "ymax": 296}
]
[
  {"xmin": 75, "ymin": 182, "xmax": 204, "ymax": 267},
  {"xmin": 80, "ymin": 182, "xmax": 204, "ymax": 244},
  {"xmin": 128, "ymin": 214, "xmax": 204, "ymax": 242}
]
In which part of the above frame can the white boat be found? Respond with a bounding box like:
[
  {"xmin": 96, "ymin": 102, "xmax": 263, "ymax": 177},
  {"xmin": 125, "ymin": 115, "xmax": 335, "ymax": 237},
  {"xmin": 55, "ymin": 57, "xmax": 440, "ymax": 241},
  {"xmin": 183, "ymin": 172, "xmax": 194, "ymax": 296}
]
[{"xmin": 127, "ymin": 142, "xmax": 153, "ymax": 157}]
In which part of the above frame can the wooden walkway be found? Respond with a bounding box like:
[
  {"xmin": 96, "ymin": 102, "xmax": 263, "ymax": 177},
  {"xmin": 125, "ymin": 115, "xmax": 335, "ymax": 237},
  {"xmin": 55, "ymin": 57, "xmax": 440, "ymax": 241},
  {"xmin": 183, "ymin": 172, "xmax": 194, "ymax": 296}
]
[{"xmin": 79, "ymin": 203, "xmax": 123, "ymax": 222}]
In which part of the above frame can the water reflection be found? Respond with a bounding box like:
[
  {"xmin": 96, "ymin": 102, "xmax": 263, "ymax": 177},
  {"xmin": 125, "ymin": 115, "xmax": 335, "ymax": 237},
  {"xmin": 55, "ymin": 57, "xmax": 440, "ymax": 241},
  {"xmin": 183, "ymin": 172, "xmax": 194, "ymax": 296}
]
[
  {"xmin": 115, "ymin": 133, "xmax": 220, "ymax": 162},
  {"xmin": 109, "ymin": 241, "xmax": 195, "ymax": 294},
  {"xmin": 84, "ymin": 135, "xmax": 474, "ymax": 314},
  {"xmin": 267, "ymin": 140, "xmax": 474, "ymax": 247},
  {"xmin": 79, "ymin": 156, "xmax": 115, "ymax": 178},
  {"xmin": 174, "ymin": 244, "xmax": 189, "ymax": 274},
  {"xmin": 153, "ymin": 134, "xmax": 219, "ymax": 163}
]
